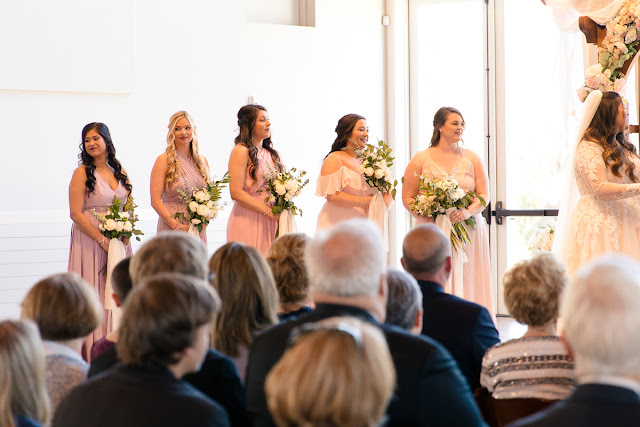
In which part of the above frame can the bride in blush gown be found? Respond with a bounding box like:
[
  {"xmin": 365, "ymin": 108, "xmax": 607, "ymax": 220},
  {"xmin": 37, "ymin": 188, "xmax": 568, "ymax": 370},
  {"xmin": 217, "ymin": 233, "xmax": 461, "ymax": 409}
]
[
  {"xmin": 402, "ymin": 107, "xmax": 493, "ymax": 316},
  {"xmin": 554, "ymin": 90, "xmax": 640, "ymax": 275}
]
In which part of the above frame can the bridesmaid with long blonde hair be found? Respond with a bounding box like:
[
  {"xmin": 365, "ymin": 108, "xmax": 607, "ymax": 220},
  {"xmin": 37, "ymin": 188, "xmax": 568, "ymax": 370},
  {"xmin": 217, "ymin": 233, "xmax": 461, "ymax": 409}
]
[{"xmin": 150, "ymin": 111, "xmax": 210, "ymax": 242}]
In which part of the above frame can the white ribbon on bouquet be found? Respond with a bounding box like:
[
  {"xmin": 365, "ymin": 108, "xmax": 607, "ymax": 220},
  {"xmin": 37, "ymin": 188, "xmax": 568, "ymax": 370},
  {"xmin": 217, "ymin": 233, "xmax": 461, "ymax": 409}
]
[
  {"xmin": 278, "ymin": 209, "xmax": 297, "ymax": 236},
  {"xmin": 105, "ymin": 239, "xmax": 126, "ymax": 329},
  {"xmin": 436, "ymin": 207, "xmax": 468, "ymax": 298},
  {"xmin": 187, "ymin": 223, "xmax": 201, "ymax": 239},
  {"xmin": 368, "ymin": 190, "xmax": 389, "ymax": 251}
]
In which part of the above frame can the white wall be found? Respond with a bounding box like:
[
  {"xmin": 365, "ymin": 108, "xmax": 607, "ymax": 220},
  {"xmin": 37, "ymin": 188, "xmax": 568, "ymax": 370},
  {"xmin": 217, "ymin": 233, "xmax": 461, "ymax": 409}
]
[{"xmin": 0, "ymin": 0, "xmax": 387, "ymax": 319}]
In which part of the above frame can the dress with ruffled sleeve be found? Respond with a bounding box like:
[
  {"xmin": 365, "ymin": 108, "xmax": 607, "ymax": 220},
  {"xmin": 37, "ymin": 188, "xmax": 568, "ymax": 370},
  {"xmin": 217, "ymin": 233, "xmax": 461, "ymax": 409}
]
[{"xmin": 316, "ymin": 154, "xmax": 374, "ymax": 231}]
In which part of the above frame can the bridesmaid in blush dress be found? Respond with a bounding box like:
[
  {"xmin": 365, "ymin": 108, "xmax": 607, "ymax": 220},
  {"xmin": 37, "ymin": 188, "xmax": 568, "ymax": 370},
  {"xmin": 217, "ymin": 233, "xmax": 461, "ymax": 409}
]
[
  {"xmin": 227, "ymin": 105, "xmax": 283, "ymax": 256},
  {"xmin": 150, "ymin": 111, "xmax": 210, "ymax": 243},
  {"xmin": 316, "ymin": 114, "xmax": 392, "ymax": 231},
  {"xmin": 402, "ymin": 107, "xmax": 494, "ymax": 316},
  {"xmin": 68, "ymin": 123, "xmax": 133, "ymax": 359}
]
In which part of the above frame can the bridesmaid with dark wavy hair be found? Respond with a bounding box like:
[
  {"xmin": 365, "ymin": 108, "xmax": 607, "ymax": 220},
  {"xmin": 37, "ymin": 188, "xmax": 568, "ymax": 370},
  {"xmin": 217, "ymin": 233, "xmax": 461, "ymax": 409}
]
[
  {"xmin": 227, "ymin": 104, "xmax": 284, "ymax": 255},
  {"xmin": 68, "ymin": 122, "xmax": 132, "ymax": 359}
]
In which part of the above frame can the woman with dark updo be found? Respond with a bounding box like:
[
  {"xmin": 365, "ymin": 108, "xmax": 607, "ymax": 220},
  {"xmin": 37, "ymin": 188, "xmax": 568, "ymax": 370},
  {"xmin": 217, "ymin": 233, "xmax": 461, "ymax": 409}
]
[
  {"xmin": 227, "ymin": 104, "xmax": 283, "ymax": 255},
  {"xmin": 68, "ymin": 122, "xmax": 132, "ymax": 357},
  {"xmin": 316, "ymin": 113, "xmax": 392, "ymax": 230}
]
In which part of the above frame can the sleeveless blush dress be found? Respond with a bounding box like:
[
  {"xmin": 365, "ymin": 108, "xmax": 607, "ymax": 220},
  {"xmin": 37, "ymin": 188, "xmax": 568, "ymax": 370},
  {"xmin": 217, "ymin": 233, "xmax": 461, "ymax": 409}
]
[{"xmin": 226, "ymin": 150, "xmax": 278, "ymax": 255}]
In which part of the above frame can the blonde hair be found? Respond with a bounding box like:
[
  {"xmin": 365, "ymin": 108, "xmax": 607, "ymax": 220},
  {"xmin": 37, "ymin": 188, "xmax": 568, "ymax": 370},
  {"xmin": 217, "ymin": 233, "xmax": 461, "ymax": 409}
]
[
  {"xmin": 0, "ymin": 320, "xmax": 50, "ymax": 427},
  {"xmin": 209, "ymin": 242, "xmax": 279, "ymax": 357},
  {"xmin": 503, "ymin": 252, "xmax": 568, "ymax": 326},
  {"xmin": 21, "ymin": 273, "xmax": 103, "ymax": 340},
  {"xmin": 265, "ymin": 317, "xmax": 395, "ymax": 427},
  {"xmin": 266, "ymin": 233, "xmax": 311, "ymax": 305},
  {"xmin": 164, "ymin": 110, "xmax": 210, "ymax": 189}
]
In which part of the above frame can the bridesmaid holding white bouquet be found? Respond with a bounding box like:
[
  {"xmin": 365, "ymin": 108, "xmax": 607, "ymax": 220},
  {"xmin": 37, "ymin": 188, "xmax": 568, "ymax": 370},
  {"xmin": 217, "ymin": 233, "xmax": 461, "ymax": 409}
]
[
  {"xmin": 68, "ymin": 122, "xmax": 133, "ymax": 358},
  {"xmin": 402, "ymin": 107, "xmax": 493, "ymax": 316}
]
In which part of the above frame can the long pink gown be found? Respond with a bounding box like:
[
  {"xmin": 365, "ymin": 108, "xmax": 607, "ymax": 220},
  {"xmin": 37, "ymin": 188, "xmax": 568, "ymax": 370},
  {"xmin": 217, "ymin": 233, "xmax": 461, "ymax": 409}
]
[
  {"xmin": 226, "ymin": 150, "xmax": 278, "ymax": 256},
  {"xmin": 68, "ymin": 171, "xmax": 132, "ymax": 359},
  {"xmin": 412, "ymin": 148, "xmax": 494, "ymax": 316},
  {"xmin": 157, "ymin": 151, "xmax": 207, "ymax": 243},
  {"xmin": 316, "ymin": 153, "xmax": 374, "ymax": 231}
]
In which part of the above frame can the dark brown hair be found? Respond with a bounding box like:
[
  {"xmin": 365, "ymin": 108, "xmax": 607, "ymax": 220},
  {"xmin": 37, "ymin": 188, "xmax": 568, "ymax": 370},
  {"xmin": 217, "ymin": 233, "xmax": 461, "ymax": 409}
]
[
  {"xmin": 430, "ymin": 107, "xmax": 465, "ymax": 147},
  {"xmin": 117, "ymin": 273, "xmax": 219, "ymax": 367},
  {"xmin": 326, "ymin": 113, "xmax": 366, "ymax": 158},
  {"xmin": 79, "ymin": 122, "xmax": 132, "ymax": 195},
  {"xmin": 235, "ymin": 104, "xmax": 283, "ymax": 180},
  {"xmin": 584, "ymin": 91, "xmax": 638, "ymax": 182}
]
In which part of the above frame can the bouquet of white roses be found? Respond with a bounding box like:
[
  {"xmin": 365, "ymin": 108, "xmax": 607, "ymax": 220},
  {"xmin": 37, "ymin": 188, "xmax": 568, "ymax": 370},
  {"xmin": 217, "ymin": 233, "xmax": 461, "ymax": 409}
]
[
  {"xmin": 353, "ymin": 140, "xmax": 398, "ymax": 199},
  {"xmin": 92, "ymin": 196, "xmax": 143, "ymax": 241},
  {"xmin": 175, "ymin": 172, "xmax": 231, "ymax": 233},
  {"xmin": 411, "ymin": 173, "xmax": 485, "ymax": 252},
  {"xmin": 529, "ymin": 222, "xmax": 555, "ymax": 251},
  {"xmin": 264, "ymin": 167, "xmax": 309, "ymax": 216}
]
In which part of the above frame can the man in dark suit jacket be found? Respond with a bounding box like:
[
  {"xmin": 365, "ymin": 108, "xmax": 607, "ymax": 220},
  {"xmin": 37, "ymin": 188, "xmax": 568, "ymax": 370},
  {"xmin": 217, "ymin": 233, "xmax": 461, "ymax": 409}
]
[
  {"xmin": 53, "ymin": 273, "xmax": 230, "ymax": 427},
  {"xmin": 401, "ymin": 224, "xmax": 500, "ymax": 390},
  {"xmin": 509, "ymin": 255, "xmax": 640, "ymax": 427},
  {"xmin": 245, "ymin": 219, "xmax": 486, "ymax": 427}
]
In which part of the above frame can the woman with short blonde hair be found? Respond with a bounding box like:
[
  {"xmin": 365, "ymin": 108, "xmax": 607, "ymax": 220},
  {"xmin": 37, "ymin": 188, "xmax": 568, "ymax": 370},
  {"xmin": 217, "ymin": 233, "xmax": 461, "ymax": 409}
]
[
  {"xmin": 481, "ymin": 252, "xmax": 576, "ymax": 400},
  {"xmin": 265, "ymin": 317, "xmax": 395, "ymax": 427},
  {"xmin": 21, "ymin": 272, "xmax": 103, "ymax": 416},
  {"xmin": 0, "ymin": 319, "xmax": 50, "ymax": 427}
]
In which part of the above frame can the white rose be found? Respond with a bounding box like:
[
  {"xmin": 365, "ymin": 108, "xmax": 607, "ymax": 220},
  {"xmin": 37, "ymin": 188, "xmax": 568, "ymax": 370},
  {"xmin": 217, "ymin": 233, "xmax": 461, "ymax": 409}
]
[
  {"xmin": 268, "ymin": 194, "xmax": 276, "ymax": 204},
  {"xmin": 285, "ymin": 192, "xmax": 294, "ymax": 201},
  {"xmin": 191, "ymin": 218, "xmax": 202, "ymax": 225},
  {"xmin": 358, "ymin": 164, "xmax": 365, "ymax": 174},
  {"xmin": 374, "ymin": 169, "xmax": 385, "ymax": 179},
  {"xmin": 195, "ymin": 191, "xmax": 208, "ymax": 203},
  {"xmin": 99, "ymin": 223, "xmax": 105, "ymax": 231},
  {"xmin": 189, "ymin": 201, "xmax": 199, "ymax": 212},
  {"xmin": 119, "ymin": 211, "xmax": 130, "ymax": 219},
  {"xmin": 375, "ymin": 161, "xmax": 384, "ymax": 169},
  {"xmin": 105, "ymin": 219, "xmax": 116, "ymax": 231},
  {"xmin": 123, "ymin": 222, "xmax": 133, "ymax": 232},
  {"xmin": 586, "ymin": 63, "xmax": 602, "ymax": 77},
  {"xmin": 284, "ymin": 180, "xmax": 296, "ymax": 191},
  {"xmin": 364, "ymin": 167, "xmax": 375, "ymax": 177},
  {"xmin": 455, "ymin": 188, "xmax": 466, "ymax": 199},
  {"xmin": 275, "ymin": 183, "xmax": 287, "ymax": 195},
  {"xmin": 115, "ymin": 221, "xmax": 124, "ymax": 232},
  {"xmin": 197, "ymin": 204, "xmax": 209, "ymax": 216},
  {"xmin": 206, "ymin": 201, "xmax": 214, "ymax": 208},
  {"xmin": 627, "ymin": 27, "xmax": 637, "ymax": 44},
  {"xmin": 614, "ymin": 41, "xmax": 628, "ymax": 54}
]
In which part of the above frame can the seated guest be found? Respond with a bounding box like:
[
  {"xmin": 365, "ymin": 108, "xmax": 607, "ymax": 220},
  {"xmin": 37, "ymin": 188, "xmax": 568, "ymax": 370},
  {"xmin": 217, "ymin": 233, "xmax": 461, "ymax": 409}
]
[
  {"xmin": 266, "ymin": 233, "xmax": 314, "ymax": 321},
  {"xmin": 481, "ymin": 252, "xmax": 576, "ymax": 400},
  {"xmin": 265, "ymin": 317, "xmax": 395, "ymax": 427},
  {"xmin": 90, "ymin": 257, "xmax": 133, "ymax": 360},
  {"xmin": 209, "ymin": 242, "xmax": 279, "ymax": 380},
  {"xmin": 0, "ymin": 320, "xmax": 50, "ymax": 427},
  {"xmin": 89, "ymin": 233, "xmax": 246, "ymax": 426},
  {"xmin": 53, "ymin": 273, "xmax": 230, "ymax": 427},
  {"xmin": 21, "ymin": 273, "xmax": 102, "ymax": 416},
  {"xmin": 245, "ymin": 219, "xmax": 486, "ymax": 427},
  {"xmin": 509, "ymin": 255, "xmax": 640, "ymax": 426},
  {"xmin": 385, "ymin": 267, "xmax": 423, "ymax": 335},
  {"xmin": 402, "ymin": 223, "xmax": 500, "ymax": 390}
]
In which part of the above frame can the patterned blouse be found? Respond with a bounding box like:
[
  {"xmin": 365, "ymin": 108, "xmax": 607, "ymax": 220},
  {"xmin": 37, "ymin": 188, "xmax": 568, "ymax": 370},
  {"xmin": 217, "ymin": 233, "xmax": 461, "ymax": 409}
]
[{"xmin": 480, "ymin": 336, "xmax": 577, "ymax": 400}]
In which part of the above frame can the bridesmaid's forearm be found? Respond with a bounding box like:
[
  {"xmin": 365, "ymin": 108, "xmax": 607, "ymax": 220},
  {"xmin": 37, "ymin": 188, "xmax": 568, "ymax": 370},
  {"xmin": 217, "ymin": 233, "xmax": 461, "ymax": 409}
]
[
  {"xmin": 231, "ymin": 189, "xmax": 272, "ymax": 215},
  {"xmin": 326, "ymin": 192, "xmax": 372, "ymax": 209}
]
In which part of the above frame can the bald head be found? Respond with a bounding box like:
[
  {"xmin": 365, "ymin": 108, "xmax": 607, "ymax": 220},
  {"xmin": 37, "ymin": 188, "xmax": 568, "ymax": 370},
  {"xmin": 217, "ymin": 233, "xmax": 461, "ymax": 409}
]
[{"xmin": 402, "ymin": 224, "xmax": 451, "ymax": 278}]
